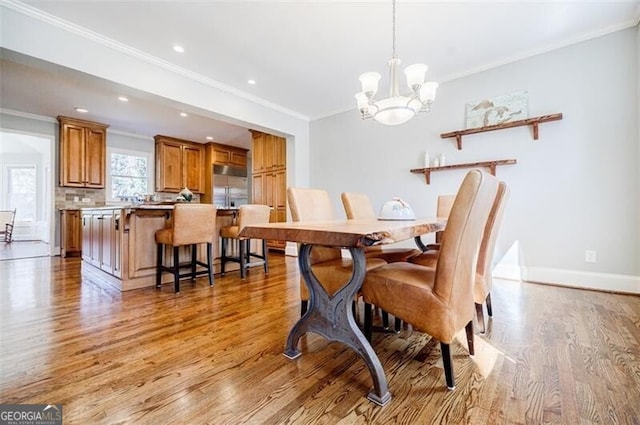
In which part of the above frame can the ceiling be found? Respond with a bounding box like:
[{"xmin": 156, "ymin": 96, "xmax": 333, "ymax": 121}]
[{"xmin": 1, "ymin": 1, "xmax": 639, "ymax": 148}]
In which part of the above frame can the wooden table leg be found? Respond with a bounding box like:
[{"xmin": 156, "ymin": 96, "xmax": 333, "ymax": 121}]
[{"xmin": 283, "ymin": 244, "xmax": 391, "ymax": 406}]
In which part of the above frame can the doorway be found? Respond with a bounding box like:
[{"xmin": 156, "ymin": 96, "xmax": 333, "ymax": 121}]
[{"xmin": 0, "ymin": 130, "xmax": 54, "ymax": 259}]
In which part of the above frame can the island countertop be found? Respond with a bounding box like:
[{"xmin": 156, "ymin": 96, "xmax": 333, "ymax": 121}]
[{"xmin": 80, "ymin": 204, "xmax": 240, "ymax": 291}]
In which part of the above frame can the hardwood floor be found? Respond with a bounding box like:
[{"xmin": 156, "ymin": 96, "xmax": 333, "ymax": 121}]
[{"xmin": 1, "ymin": 254, "xmax": 639, "ymax": 425}]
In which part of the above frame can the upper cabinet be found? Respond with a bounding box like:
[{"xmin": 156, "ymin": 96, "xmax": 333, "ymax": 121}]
[
  {"xmin": 58, "ymin": 116, "xmax": 108, "ymax": 188},
  {"xmin": 154, "ymin": 135, "xmax": 205, "ymax": 194},
  {"xmin": 251, "ymin": 131, "xmax": 285, "ymax": 174},
  {"xmin": 200, "ymin": 142, "xmax": 249, "ymax": 204},
  {"xmin": 209, "ymin": 142, "xmax": 248, "ymax": 168}
]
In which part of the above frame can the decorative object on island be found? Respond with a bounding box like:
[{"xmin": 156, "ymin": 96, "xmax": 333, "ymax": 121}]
[
  {"xmin": 441, "ymin": 113, "xmax": 563, "ymax": 150},
  {"xmin": 410, "ymin": 159, "xmax": 517, "ymax": 185},
  {"xmin": 354, "ymin": 0, "xmax": 438, "ymax": 126},
  {"xmin": 465, "ymin": 91, "xmax": 528, "ymax": 129},
  {"xmin": 178, "ymin": 187, "xmax": 193, "ymax": 202},
  {"xmin": 378, "ymin": 198, "xmax": 416, "ymax": 221}
]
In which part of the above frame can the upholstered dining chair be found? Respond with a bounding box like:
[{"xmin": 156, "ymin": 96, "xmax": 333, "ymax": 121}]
[
  {"xmin": 425, "ymin": 194, "xmax": 455, "ymax": 250},
  {"xmin": 410, "ymin": 181, "xmax": 509, "ymax": 333},
  {"xmin": 341, "ymin": 191, "xmax": 421, "ymax": 330},
  {"xmin": 341, "ymin": 192, "xmax": 421, "ymax": 263},
  {"xmin": 155, "ymin": 204, "xmax": 217, "ymax": 293},
  {"xmin": 360, "ymin": 170, "xmax": 499, "ymax": 390},
  {"xmin": 287, "ymin": 187, "xmax": 387, "ymax": 315},
  {"xmin": 220, "ymin": 204, "xmax": 271, "ymax": 278}
]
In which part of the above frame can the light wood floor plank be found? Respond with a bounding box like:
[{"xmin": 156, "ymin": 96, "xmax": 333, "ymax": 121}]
[{"xmin": 1, "ymin": 255, "xmax": 639, "ymax": 424}]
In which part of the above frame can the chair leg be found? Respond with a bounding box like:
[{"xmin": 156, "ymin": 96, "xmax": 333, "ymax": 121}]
[
  {"xmin": 206, "ymin": 243, "xmax": 214, "ymax": 286},
  {"xmin": 475, "ymin": 302, "xmax": 486, "ymax": 334},
  {"xmin": 220, "ymin": 237, "xmax": 227, "ymax": 276},
  {"xmin": 239, "ymin": 238, "xmax": 246, "ymax": 279},
  {"xmin": 486, "ymin": 293, "xmax": 493, "ymax": 317},
  {"xmin": 465, "ymin": 321, "xmax": 475, "ymax": 356},
  {"xmin": 191, "ymin": 244, "xmax": 197, "ymax": 281},
  {"xmin": 394, "ymin": 316, "xmax": 402, "ymax": 333},
  {"xmin": 262, "ymin": 239, "xmax": 269, "ymax": 274},
  {"xmin": 382, "ymin": 310, "xmax": 390, "ymax": 329},
  {"xmin": 173, "ymin": 246, "xmax": 180, "ymax": 293},
  {"xmin": 364, "ymin": 303, "xmax": 373, "ymax": 342},
  {"xmin": 156, "ymin": 243, "xmax": 163, "ymax": 289},
  {"xmin": 300, "ymin": 300, "xmax": 308, "ymax": 316},
  {"xmin": 440, "ymin": 343, "xmax": 455, "ymax": 390}
]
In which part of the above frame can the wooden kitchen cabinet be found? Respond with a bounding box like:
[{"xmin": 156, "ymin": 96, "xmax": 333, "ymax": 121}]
[
  {"xmin": 209, "ymin": 142, "xmax": 248, "ymax": 168},
  {"xmin": 201, "ymin": 142, "xmax": 249, "ymax": 204},
  {"xmin": 250, "ymin": 131, "xmax": 286, "ymax": 174},
  {"xmin": 61, "ymin": 209, "xmax": 82, "ymax": 257},
  {"xmin": 250, "ymin": 131, "xmax": 287, "ymax": 250},
  {"xmin": 58, "ymin": 116, "xmax": 108, "ymax": 188},
  {"xmin": 81, "ymin": 209, "xmax": 121, "ymax": 278},
  {"xmin": 155, "ymin": 135, "xmax": 205, "ymax": 194}
]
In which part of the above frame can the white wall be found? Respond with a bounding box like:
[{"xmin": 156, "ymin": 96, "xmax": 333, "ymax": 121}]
[{"xmin": 310, "ymin": 28, "xmax": 639, "ymax": 293}]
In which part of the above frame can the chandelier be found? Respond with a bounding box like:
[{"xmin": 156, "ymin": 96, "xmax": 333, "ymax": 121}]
[{"xmin": 355, "ymin": 0, "xmax": 438, "ymax": 126}]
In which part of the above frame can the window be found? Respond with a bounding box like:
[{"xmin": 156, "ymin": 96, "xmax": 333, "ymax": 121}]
[
  {"xmin": 107, "ymin": 148, "xmax": 153, "ymax": 202},
  {"xmin": 7, "ymin": 165, "xmax": 37, "ymax": 221}
]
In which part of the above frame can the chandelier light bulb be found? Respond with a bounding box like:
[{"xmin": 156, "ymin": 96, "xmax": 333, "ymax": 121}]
[
  {"xmin": 420, "ymin": 82, "xmax": 439, "ymax": 102},
  {"xmin": 404, "ymin": 64, "xmax": 428, "ymax": 89},
  {"xmin": 359, "ymin": 72, "xmax": 381, "ymax": 97}
]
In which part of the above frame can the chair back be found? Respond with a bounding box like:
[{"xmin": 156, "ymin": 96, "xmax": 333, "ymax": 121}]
[
  {"xmin": 433, "ymin": 170, "xmax": 498, "ymax": 315},
  {"xmin": 341, "ymin": 192, "xmax": 377, "ymax": 220},
  {"xmin": 287, "ymin": 187, "xmax": 341, "ymax": 263},
  {"xmin": 237, "ymin": 204, "xmax": 272, "ymax": 231},
  {"xmin": 474, "ymin": 181, "xmax": 509, "ymax": 303},
  {"xmin": 0, "ymin": 209, "xmax": 16, "ymax": 227},
  {"xmin": 171, "ymin": 204, "xmax": 217, "ymax": 246},
  {"xmin": 436, "ymin": 195, "xmax": 456, "ymax": 219}
]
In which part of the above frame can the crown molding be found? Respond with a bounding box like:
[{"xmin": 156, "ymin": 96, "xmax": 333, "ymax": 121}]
[
  {"xmin": 0, "ymin": 108, "xmax": 57, "ymax": 123},
  {"xmin": 1, "ymin": 0, "xmax": 310, "ymax": 123}
]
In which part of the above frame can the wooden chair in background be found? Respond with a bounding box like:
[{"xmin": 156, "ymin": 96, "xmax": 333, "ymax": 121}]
[{"xmin": 0, "ymin": 209, "xmax": 16, "ymax": 243}]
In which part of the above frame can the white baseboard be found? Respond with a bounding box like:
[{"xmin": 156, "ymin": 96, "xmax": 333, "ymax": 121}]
[{"xmin": 494, "ymin": 264, "xmax": 640, "ymax": 294}]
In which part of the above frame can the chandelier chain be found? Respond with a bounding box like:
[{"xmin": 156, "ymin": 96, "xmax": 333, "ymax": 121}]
[{"xmin": 392, "ymin": 0, "xmax": 397, "ymax": 58}]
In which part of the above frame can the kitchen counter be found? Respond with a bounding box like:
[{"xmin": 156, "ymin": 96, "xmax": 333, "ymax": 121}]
[{"xmin": 80, "ymin": 205, "xmax": 242, "ymax": 291}]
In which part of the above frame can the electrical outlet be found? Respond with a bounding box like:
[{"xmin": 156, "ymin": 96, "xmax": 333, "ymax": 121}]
[
  {"xmin": 82, "ymin": 197, "xmax": 91, "ymax": 203},
  {"xmin": 585, "ymin": 250, "xmax": 597, "ymax": 263},
  {"xmin": 73, "ymin": 196, "xmax": 79, "ymax": 202}
]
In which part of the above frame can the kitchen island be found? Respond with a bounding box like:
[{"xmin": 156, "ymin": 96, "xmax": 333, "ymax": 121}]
[{"xmin": 80, "ymin": 205, "xmax": 239, "ymax": 291}]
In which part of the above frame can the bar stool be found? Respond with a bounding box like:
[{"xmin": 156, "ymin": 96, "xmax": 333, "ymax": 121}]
[
  {"xmin": 220, "ymin": 204, "xmax": 271, "ymax": 278},
  {"xmin": 155, "ymin": 204, "xmax": 217, "ymax": 293}
]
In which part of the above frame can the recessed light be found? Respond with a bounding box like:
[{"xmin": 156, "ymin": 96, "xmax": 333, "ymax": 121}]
[
  {"xmin": 173, "ymin": 45, "xmax": 184, "ymax": 53},
  {"xmin": 180, "ymin": 112, "xmax": 188, "ymax": 117},
  {"xmin": 118, "ymin": 96, "xmax": 129, "ymax": 102},
  {"xmin": 75, "ymin": 108, "xmax": 88, "ymax": 113},
  {"xmin": 248, "ymin": 79, "xmax": 256, "ymax": 85},
  {"xmin": 206, "ymin": 136, "xmax": 213, "ymax": 141}
]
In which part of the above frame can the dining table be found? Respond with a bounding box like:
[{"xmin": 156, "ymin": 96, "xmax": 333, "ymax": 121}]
[{"xmin": 239, "ymin": 217, "xmax": 444, "ymax": 406}]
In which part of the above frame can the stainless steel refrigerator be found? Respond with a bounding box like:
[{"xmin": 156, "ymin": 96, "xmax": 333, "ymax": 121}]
[{"xmin": 212, "ymin": 164, "xmax": 248, "ymax": 208}]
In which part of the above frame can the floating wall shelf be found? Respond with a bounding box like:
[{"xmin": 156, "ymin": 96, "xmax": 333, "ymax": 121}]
[
  {"xmin": 440, "ymin": 113, "xmax": 563, "ymax": 150},
  {"xmin": 410, "ymin": 159, "xmax": 517, "ymax": 185}
]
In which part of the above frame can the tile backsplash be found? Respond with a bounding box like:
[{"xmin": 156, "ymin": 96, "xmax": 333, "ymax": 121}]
[
  {"xmin": 55, "ymin": 187, "xmax": 106, "ymax": 209},
  {"xmin": 55, "ymin": 187, "xmax": 201, "ymax": 209}
]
